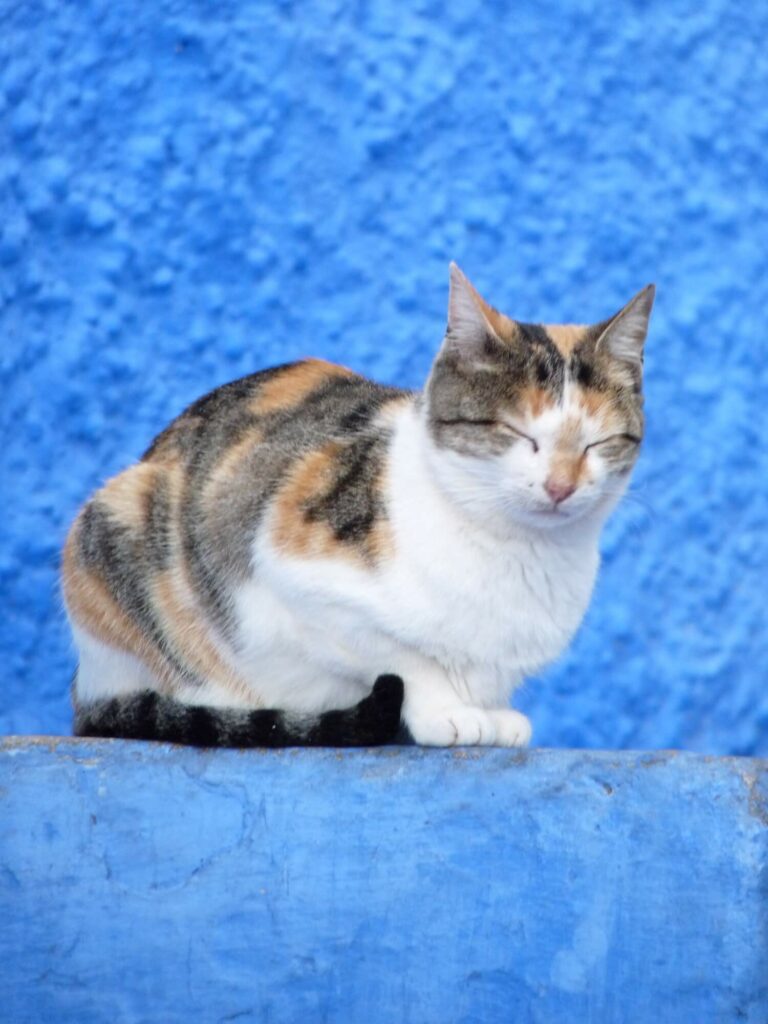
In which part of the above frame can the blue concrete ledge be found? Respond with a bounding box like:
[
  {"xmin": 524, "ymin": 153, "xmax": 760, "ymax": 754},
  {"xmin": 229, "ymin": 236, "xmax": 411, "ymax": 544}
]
[{"xmin": 1, "ymin": 740, "xmax": 766, "ymax": 1023}]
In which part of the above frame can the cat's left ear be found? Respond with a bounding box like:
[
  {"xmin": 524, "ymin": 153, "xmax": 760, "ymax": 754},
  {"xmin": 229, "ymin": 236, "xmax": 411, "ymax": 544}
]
[{"xmin": 594, "ymin": 284, "xmax": 656, "ymax": 370}]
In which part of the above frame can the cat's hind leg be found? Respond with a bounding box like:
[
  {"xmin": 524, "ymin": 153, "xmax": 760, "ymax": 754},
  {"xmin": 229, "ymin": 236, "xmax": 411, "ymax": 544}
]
[{"xmin": 72, "ymin": 627, "xmax": 162, "ymax": 706}]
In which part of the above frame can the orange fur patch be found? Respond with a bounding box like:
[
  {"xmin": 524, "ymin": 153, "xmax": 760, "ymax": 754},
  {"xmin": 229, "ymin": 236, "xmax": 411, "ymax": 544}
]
[
  {"xmin": 62, "ymin": 525, "xmax": 175, "ymax": 690},
  {"xmin": 549, "ymin": 415, "xmax": 589, "ymax": 491},
  {"xmin": 272, "ymin": 443, "xmax": 350, "ymax": 559},
  {"xmin": 547, "ymin": 451, "xmax": 591, "ymax": 491},
  {"xmin": 576, "ymin": 388, "xmax": 625, "ymax": 430},
  {"xmin": 519, "ymin": 386, "xmax": 557, "ymax": 418},
  {"xmin": 544, "ymin": 323, "xmax": 588, "ymax": 357},
  {"xmin": 97, "ymin": 463, "xmax": 160, "ymax": 532},
  {"xmin": 556, "ymin": 414, "xmax": 583, "ymax": 448},
  {"xmin": 272, "ymin": 443, "xmax": 391, "ymax": 564},
  {"xmin": 151, "ymin": 568, "xmax": 258, "ymax": 706},
  {"xmin": 577, "ymin": 388, "xmax": 606, "ymax": 419},
  {"xmin": 251, "ymin": 359, "xmax": 356, "ymax": 416}
]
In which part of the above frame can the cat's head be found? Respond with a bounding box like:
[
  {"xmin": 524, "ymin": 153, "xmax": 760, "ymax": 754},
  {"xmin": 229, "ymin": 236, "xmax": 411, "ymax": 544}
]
[{"xmin": 423, "ymin": 264, "xmax": 655, "ymax": 533}]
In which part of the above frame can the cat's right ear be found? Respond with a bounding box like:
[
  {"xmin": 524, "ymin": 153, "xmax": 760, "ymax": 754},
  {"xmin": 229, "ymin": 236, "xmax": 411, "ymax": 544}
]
[
  {"xmin": 443, "ymin": 263, "xmax": 509, "ymax": 364},
  {"xmin": 594, "ymin": 284, "xmax": 656, "ymax": 371}
]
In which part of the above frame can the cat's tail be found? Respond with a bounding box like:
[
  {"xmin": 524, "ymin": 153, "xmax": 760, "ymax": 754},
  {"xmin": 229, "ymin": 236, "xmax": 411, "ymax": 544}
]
[{"xmin": 73, "ymin": 674, "xmax": 406, "ymax": 748}]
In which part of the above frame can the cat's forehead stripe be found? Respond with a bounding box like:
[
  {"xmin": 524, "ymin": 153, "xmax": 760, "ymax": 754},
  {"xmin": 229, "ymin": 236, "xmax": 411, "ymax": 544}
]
[
  {"xmin": 519, "ymin": 386, "xmax": 557, "ymax": 417},
  {"xmin": 515, "ymin": 321, "xmax": 561, "ymax": 352},
  {"xmin": 543, "ymin": 323, "xmax": 589, "ymax": 357},
  {"xmin": 513, "ymin": 323, "xmax": 566, "ymax": 392}
]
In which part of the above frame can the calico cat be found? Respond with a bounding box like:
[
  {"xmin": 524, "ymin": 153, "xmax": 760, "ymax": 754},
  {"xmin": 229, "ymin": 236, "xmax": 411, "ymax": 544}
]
[{"xmin": 63, "ymin": 264, "xmax": 654, "ymax": 748}]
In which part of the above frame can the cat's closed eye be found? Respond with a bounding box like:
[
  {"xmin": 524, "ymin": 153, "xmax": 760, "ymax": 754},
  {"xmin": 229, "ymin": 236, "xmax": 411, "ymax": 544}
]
[
  {"xmin": 584, "ymin": 433, "xmax": 641, "ymax": 453},
  {"xmin": 498, "ymin": 423, "xmax": 539, "ymax": 452},
  {"xmin": 437, "ymin": 418, "xmax": 539, "ymax": 452}
]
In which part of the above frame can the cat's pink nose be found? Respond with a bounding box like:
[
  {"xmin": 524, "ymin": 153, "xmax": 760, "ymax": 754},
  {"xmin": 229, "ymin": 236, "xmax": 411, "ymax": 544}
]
[{"xmin": 544, "ymin": 479, "xmax": 576, "ymax": 505}]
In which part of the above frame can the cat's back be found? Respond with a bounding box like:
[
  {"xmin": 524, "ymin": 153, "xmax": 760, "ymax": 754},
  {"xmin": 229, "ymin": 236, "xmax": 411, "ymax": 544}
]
[
  {"xmin": 63, "ymin": 359, "xmax": 413, "ymax": 654},
  {"xmin": 142, "ymin": 358, "xmax": 407, "ymax": 466}
]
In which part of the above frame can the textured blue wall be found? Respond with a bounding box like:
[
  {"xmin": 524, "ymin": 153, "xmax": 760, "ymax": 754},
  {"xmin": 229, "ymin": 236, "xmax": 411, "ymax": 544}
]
[
  {"xmin": 2, "ymin": 741, "xmax": 766, "ymax": 1023},
  {"xmin": 2, "ymin": 1, "xmax": 768, "ymax": 752}
]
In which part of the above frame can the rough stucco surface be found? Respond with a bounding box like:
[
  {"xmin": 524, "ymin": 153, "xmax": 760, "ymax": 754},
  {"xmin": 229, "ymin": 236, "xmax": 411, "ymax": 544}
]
[
  {"xmin": 1, "ymin": 741, "xmax": 766, "ymax": 1023},
  {"xmin": 1, "ymin": 2, "xmax": 768, "ymax": 753}
]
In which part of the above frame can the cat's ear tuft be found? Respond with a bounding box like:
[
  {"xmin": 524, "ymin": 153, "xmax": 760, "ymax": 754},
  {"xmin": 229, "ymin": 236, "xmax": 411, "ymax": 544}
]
[
  {"xmin": 595, "ymin": 284, "xmax": 655, "ymax": 370},
  {"xmin": 444, "ymin": 263, "xmax": 510, "ymax": 362}
]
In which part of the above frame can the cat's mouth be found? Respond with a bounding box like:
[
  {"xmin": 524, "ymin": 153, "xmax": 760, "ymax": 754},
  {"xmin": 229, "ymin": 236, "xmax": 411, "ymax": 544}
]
[
  {"xmin": 537, "ymin": 499, "xmax": 569, "ymax": 517},
  {"xmin": 528, "ymin": 498, "xmax": 585, "ymax": 526}
]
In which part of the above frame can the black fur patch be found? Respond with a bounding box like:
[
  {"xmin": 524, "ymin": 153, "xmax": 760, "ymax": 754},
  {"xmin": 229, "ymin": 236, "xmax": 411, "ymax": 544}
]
[
  {"xmin": 302, "ymin": 433, "xmax": 387, "ymax": 547},
  {"xmin": 516, "ymin": 323, "xmax": 566, "ymax": 395},
  {"xmin": 143, "ymin": 477, "xmax": 174, "ymax": 570},
  {"xmin": 74, "ymin": 675, "xmax": 405, "ymax": 748},
  {"xmin": 305, "ymin": 675, "xmax": 405, "ymax": 745}
]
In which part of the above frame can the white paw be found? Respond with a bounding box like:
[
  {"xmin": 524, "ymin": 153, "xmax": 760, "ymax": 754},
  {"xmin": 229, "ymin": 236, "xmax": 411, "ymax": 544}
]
[
  {"xmin": 406, "ymin": 706, "xmax": 497, "ymax": 747},
  {"xmin": 488, "ymin": 708, "xmax": 532, "ymax": 748}
]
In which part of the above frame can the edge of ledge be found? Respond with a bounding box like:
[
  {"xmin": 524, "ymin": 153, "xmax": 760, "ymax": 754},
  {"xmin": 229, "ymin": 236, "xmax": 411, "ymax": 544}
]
[{"xmin": 2, "ymin": 733, "xmax": 767, "ymax": 770}]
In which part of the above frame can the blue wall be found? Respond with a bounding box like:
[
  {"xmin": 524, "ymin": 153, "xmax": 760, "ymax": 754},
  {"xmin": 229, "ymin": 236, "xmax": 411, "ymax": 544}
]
[
  {"xmin": 2, "ymin": 740, "xmax": 766, "ymax": 1022},
  {"xmin": 2, "ymin": 1, "xmax": 767, "ymax": 753}
]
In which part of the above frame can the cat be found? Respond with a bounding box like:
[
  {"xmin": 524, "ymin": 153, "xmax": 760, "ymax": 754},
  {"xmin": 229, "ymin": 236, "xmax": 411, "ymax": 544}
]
[{"xmin": 62, "ymin": 263, "xmax": 654, "ymax": 748}]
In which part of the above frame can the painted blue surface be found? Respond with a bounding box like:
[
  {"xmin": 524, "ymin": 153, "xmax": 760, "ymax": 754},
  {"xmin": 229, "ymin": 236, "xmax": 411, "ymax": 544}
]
[
  {"xmin": 1, "ymin": 1, "xmax": 768, "ymax": 753},
  {"xmin": 1, "ymin": 740, "xmax": 766, "ymax": 1023}
]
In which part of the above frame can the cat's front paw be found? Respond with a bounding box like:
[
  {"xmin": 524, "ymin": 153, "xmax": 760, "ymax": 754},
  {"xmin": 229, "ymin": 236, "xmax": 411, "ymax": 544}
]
[
  {"xmin": 487, "ymin": 708, "xmax": 532, "ymax": 748},
  {"xmin": 406, "ymin": 706, "xmax": 498, "ymax": 747}
]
